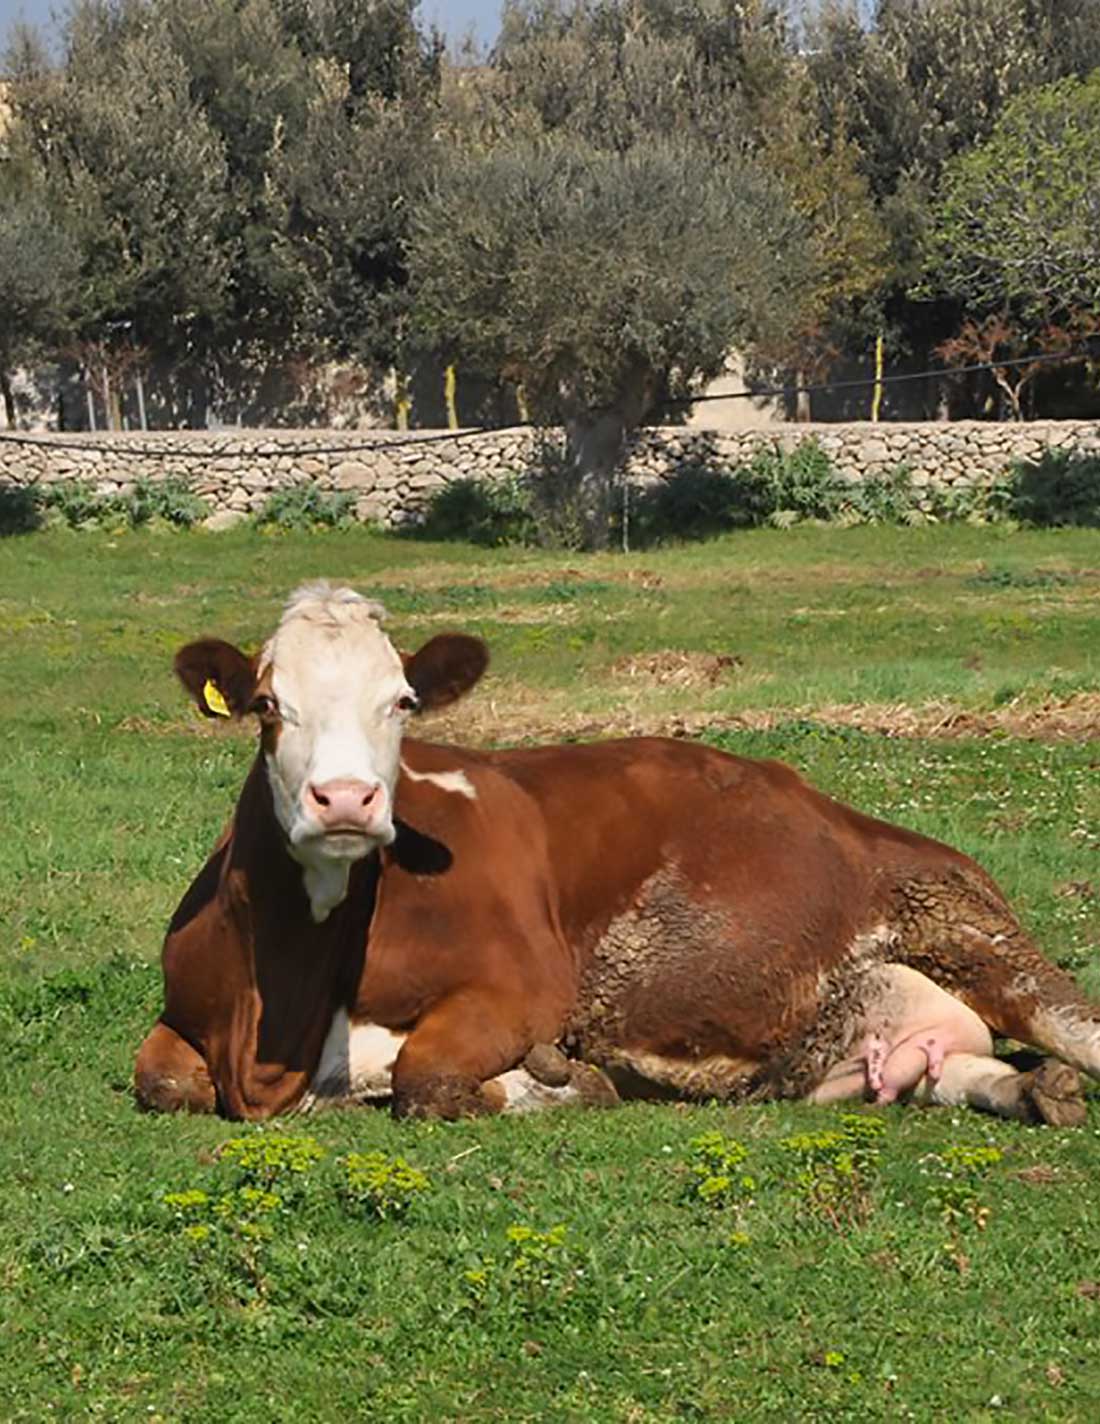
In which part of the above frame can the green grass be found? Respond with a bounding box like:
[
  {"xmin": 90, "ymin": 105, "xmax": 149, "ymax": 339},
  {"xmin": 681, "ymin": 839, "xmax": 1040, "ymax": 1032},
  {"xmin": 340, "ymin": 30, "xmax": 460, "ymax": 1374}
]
[{"xmin": 2, "ymin": 523, "xmax": 1099, "ymax": 1421}]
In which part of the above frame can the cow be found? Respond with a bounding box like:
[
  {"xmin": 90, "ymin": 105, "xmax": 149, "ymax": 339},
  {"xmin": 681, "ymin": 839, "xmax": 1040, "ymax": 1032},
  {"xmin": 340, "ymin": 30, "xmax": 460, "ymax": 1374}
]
[{"xmin": 135, "ymin": 581, "xmax": 1099, "ymax": 1126}]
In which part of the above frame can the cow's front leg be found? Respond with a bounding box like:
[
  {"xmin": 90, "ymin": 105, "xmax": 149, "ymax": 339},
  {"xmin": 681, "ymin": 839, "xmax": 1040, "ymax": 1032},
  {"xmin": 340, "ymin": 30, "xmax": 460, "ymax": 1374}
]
[
  {"xmin": 134, "ymin": 1020, "xmax": 215, "ymax": 1114},
  {"xmin": 390, "ymin": 995, "xmax": 616, "ymax": 1119}
]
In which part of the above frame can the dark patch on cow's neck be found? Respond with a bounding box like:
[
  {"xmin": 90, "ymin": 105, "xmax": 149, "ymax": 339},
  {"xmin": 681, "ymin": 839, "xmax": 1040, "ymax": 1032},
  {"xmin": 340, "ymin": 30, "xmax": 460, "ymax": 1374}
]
[
  {"xmin": 388, "ymin": 817, "xmax": 454, "ymax": 876},
  {"xmin": 221, "ymin": 756, "xmax": 381, "ymax": 1073}
]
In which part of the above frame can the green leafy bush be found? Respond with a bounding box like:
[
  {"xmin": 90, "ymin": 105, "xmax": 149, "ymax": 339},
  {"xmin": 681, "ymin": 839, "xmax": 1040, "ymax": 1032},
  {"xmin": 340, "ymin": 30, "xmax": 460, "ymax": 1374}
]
[
  {"xmin": 780, "ymin": 1113, "xmax": 885, "ymax": 1231},
  {"xmin": 255, "ymin": 481, "xmax": 357, "ymax": 530},
  {"xmin": 30, "ymin": 476, "xmax": 208, "ymax": 529},
  {"xmin": 1007, "ymin": 450, "xmax": 1100, "ymax": 527},
  {"xmin": 624, "ymin": 465, "xmax": 758, "ymax": 544},
  {"xmin": 123, "ymin": 476, "xmax": 208, "ymax": 527},
  {"xmin": 684, "ymin": 1131, "xmax": 756, "ymax": 1210},
  {"xmin": 0, "ymin": 482, "xmax": 42, "ymax": 534},
  {"xmin": 343, "ymin": 1150, "xmax": 431, "ymax": 1219},
  {"xmin": 848, "ymin": 465, "xmax": 925, "ymax": 525},
  {"xmin": 748, "ymin": 438, "xmax": 847, "ymax": 525},
  {"xmin": 629, "ymin": 438, "xmax": 850, "ymax": 543},
  {"xmin": 416, "ymin": 473, "xmax": 538, "ymax": 547}
]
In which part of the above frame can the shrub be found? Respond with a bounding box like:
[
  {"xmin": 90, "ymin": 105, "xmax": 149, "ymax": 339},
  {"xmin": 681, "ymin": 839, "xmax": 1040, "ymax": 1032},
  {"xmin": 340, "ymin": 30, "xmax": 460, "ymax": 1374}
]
[
  {"xmin": 343, "ymin": 1150, "xmax": 431, "ymax": 1219},
  {"xmin": 780, "ymin": 1113, "xmax": 885, "ymax": 1231},
  {"xmin": 38, "ymin": 479, "xmax": 107, "ymax": 528},
  {"xmin": 684, "ymin": 1131, "xmax": 757, "ymax": 1211},
  {"xmin": 416, "ymin": 473, "xmax": 538, "ymax": 547},
  {"xmin": 123, "ymin": 476, "xmax": 208, "ymax": 528},
  {"xmin": 627, "ymin": 438, "xmax": 849, "ymax": 544},
  {"xmin": 748, "ymin": 438, "xmax": 847, "ymax": 525},
  {"xmin": 0, "ymin": 482, "xmax": 42, "ymax": 534},
  {"xmin": 624, "ymin": 466, "xmax": 756, "ymax": 545},
  {"xmin": 29, "ymin": 476, "xmax": 208, "ymax": 529},
  {"xmin": 1007, "ymin": 450, "xmax": 1100, "ymax": 527},
  {"xmin": 847, "ymin": 464, "xmax": 926, "ymax": 525},
  {"xmin": 255, "ymin": 481, "xmax": 357, "ymax": 530}
]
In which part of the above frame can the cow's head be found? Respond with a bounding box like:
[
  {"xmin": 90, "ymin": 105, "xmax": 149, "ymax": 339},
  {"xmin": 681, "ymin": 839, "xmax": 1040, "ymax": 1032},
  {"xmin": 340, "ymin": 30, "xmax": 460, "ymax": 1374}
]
[{"xmin": 174, "ymin": 582, "xmax": 487, "ymax": 920}]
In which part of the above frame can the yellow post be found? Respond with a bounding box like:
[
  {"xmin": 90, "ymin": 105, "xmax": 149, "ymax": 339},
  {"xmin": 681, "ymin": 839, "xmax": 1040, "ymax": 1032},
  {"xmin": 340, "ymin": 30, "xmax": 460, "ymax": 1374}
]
[
  {"xmin": 871, "ymin": 330, "xmax": 884, "ymax": 422},
  {"xmin": 394, "ymin": 368, "xmax": 410, "ymax": 431},
  {"xmin": 444, "ymin": 363, "xmax": 458, "ymax": 429},
  {"xmin": 515, "ymin": 384, "xmax": 530, "ymax": 424}
]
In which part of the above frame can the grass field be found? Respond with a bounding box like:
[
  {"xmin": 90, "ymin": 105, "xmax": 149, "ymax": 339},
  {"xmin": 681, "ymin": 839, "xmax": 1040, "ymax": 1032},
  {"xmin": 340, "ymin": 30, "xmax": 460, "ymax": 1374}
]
[{"xmin": 2, "ymin": 523, "xmax": 1099, "ymax": 1422}]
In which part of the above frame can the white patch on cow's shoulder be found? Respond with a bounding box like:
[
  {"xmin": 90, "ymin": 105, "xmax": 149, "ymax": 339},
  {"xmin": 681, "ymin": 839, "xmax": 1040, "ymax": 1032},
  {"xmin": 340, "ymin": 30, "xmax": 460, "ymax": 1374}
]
[
  {"xmin": 311, "ymin": 1008, "xmax": 407, "ymax": 1099},
  {"xmin": 401, "ymin": 763, "xmax": 477, "ymax": 800}
]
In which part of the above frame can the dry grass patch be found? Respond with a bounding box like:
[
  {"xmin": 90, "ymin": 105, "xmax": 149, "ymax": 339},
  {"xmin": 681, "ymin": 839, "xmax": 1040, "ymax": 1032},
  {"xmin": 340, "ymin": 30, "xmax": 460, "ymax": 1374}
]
[{"xmin": 611, "ymin": 650, "xmax": 742, "ymax": 689}]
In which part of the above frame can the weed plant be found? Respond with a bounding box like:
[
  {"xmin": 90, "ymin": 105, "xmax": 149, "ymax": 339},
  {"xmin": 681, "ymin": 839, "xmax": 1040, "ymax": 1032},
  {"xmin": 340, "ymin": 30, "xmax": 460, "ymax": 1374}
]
[{"xmin": 254, "ymin": 481, "xmax": 356, "ymax": 530}]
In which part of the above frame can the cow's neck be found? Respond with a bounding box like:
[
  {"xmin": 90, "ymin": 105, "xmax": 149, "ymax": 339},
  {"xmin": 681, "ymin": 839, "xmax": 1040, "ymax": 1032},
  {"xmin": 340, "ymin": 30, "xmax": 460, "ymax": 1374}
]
[
  {"xmin": 245, "ymin": 754, "xmax": 370, "ymax": 922},
  {"xmin": 215, "ymin": 768, "xmax": 381, "ymax": 1110}
]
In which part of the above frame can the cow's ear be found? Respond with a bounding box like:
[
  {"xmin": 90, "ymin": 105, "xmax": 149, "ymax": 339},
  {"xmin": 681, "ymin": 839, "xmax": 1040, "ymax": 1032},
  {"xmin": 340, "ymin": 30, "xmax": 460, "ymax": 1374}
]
[
  {"xmin": 403, "ymin": 634, "xmax": 489, "ymax": 712},
  {"xmin": 174, "ymin": 639, "xmax": 258, "ymax": 719}
]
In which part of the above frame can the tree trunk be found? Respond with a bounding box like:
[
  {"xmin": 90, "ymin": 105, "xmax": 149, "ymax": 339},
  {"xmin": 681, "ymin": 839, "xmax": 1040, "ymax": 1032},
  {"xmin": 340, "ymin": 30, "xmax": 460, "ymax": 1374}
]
[
  {"xmin": 795, "ymin": 368, "xmax": 811, "ymax": 423},
  {"xmin": 563, "ymin": 407, "xmax": 630, "ymax": 550},
  {"xmin": 560, "ymin": 362, "xmax": 655, "ymax": 551},
  {"xmin": 0, "ymin": 369, "xmax": 15, "ymax": 429}
]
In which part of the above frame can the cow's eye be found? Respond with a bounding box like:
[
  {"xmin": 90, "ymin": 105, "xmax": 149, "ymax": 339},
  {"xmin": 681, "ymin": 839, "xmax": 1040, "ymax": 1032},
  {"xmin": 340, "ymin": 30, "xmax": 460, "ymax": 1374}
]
[
  {"xmin": 396, "ymin": 692, "xmax": 420, "ymax": 715},
  {"xmin": 251, "ymin": 693, "xmax": 279, "ymax": 719}
]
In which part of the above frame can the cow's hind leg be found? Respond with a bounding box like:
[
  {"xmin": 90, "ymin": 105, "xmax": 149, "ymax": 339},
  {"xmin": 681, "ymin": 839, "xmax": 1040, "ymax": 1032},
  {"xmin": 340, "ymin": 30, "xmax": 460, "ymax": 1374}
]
[
  {"xmin": 391, "ymin": 993, "xmax": 617, "ymax": 1119},
  {"xmin": 134, "ymin": 1021, "xmax": 215, "ymax": 1114},
  {"xmin": 484, "ymin": 1046, "xmax": 619, "ymax": 1115},
  {"xmin": 916, "ymin": 1054, "xmax": 1087, "ymax": 1127},
  {"xmin": 892, "ymin": 868, "xmax": 1100, "ymax": 1081}
]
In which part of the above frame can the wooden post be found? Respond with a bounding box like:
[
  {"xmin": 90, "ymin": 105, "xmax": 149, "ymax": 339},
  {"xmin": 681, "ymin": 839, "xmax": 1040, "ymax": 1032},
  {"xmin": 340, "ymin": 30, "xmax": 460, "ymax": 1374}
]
[
  {"xmin": 444, "ymin": 363, "xmax": 458, "ymax": 430},
  {"xmin": 394, "ymin": 368, "xmax": 410, "ymax": 431},
  {"xmin": 871, "ymin": 330, "xmax": 884, "ymax": 422}
]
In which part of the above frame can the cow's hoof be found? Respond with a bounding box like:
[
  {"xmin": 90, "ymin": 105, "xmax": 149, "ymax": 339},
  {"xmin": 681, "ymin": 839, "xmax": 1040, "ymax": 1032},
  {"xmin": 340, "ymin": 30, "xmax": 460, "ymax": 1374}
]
[
  {"xmin": 393, "ymin": 1075, "xmax": 488, "ymax": 1120},
  {"xmin": 1020, "ymin": 1058, "xmax": 1088, "ymax": 1127},
  {"xmin": 524, "ymin": 1043, "xmax": 573, "ymax": 1088},
  {"xmin": 134, "ymin": 1070, "xmax": 216, "ymax": 1115},
  {"xmin": 568, "ymin": 1061, "xmax": 620, "ymax": 1108}
]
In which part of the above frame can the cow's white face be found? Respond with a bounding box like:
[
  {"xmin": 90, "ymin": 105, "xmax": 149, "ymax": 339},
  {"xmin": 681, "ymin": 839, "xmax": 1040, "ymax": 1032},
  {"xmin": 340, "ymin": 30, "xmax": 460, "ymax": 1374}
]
[
  {"xmin": 174, "ymin": 581, "xmax": 488, "ymax": 922},
  {"xmin": 259, "ymin": 585, "xmax": 412, "ymax": 871}
]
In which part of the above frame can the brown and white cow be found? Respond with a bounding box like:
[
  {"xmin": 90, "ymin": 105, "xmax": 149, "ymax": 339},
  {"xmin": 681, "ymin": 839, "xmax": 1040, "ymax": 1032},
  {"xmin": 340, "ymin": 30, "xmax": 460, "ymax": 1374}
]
[{"xmin": 135, "ymin": 582, "xmax": 1099, "ymax": 1125}]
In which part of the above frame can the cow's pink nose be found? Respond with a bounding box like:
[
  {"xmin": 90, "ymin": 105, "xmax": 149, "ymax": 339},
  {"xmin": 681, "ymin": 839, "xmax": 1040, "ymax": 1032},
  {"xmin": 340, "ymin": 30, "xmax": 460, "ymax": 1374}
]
[{"xmin": 305, "ymin": 778, "xmax": 381, "ymax": 830}]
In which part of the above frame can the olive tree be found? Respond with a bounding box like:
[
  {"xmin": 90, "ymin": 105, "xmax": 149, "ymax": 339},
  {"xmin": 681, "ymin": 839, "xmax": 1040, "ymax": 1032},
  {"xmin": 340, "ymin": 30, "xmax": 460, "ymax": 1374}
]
[
  {"xmin": 408, "ymin": 135, "xmax": 811, "ymax": 546},
  {"xmin": 0, "ymin": 194, "xmax": 78, "ymax": 426}
]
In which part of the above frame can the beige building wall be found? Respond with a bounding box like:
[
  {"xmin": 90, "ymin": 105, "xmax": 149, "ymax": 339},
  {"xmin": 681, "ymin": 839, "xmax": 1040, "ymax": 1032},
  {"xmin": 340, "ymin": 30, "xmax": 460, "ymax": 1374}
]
[{"xmin": 688, "ymin": 353, "xmax": 785, "ymax": 429}]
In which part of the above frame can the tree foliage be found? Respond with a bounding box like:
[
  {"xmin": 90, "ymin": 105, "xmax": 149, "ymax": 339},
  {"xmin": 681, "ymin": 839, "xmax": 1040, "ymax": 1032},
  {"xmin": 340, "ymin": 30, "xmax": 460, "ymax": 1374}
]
[
  {"xmin": 409, "ymin": 135, "xmax": 810, "ymax": 542},
  {"xmin": 4, "ymin": 0, "xmax": 1100, "ymax": 429},
  {"xmin": 921, "ymin": 73, "xmax": 1100, "ymax": 324}
]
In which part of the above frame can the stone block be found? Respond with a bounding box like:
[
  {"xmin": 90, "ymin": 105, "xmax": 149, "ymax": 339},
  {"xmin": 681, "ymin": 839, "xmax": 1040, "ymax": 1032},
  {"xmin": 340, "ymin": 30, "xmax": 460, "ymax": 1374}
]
[
  {"xmin": 332, "ymin": 459, "xmax": 374, "ymax": 488},
  {"xmin": 202, "ymin": 509, "xmax": 249, "ymax": 532}
]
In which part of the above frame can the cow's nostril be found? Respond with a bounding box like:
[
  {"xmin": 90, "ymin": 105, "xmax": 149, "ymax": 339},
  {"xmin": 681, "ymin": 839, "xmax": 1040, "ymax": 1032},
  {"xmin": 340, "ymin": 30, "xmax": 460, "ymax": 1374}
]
[{"xmin": 310, "ymin": 785, "xmax": 331, "ymax": 807}]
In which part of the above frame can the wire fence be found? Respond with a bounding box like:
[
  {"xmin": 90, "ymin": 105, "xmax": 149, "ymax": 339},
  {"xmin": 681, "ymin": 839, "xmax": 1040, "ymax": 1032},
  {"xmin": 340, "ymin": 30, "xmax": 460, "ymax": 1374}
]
[{"xmin": 1, "ymin": 344, "xmax": 1097, "ymax": 459}]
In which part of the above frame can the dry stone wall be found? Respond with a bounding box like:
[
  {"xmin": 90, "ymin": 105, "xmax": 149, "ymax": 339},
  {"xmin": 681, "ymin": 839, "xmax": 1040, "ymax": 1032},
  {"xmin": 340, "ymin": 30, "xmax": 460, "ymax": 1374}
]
[{"xmin": 1, "ymin": 420, "xmax": 1097, "ymax": 529}]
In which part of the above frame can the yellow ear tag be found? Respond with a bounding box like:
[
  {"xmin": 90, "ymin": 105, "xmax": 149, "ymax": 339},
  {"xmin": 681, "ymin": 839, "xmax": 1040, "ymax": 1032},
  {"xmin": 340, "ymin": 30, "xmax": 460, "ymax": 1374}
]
[{"xmin": 203, "ymin": 679, "xmax": 231, "ymax": 718}]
